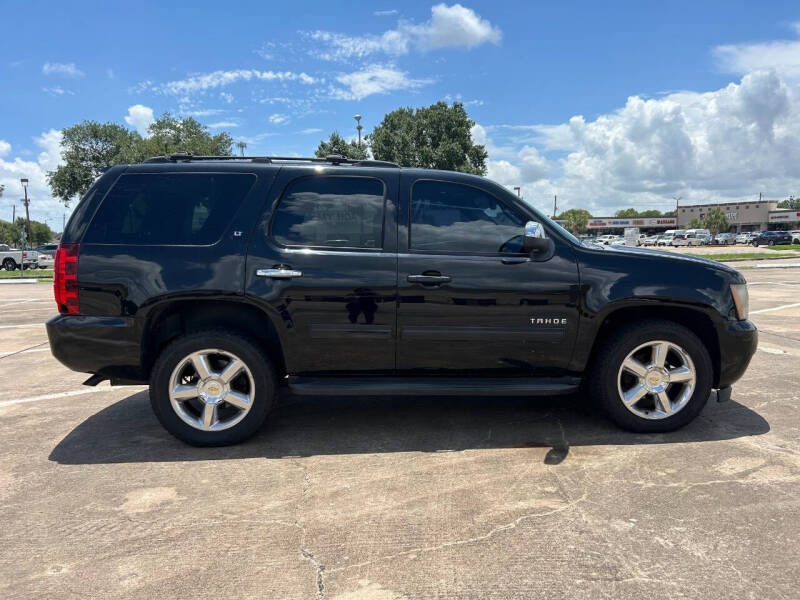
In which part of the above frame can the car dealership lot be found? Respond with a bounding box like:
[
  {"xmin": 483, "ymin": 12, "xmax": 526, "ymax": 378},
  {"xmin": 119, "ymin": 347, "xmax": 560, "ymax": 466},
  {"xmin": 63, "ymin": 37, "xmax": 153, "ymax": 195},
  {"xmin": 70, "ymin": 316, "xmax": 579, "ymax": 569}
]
[{"xmin": 1, "ymin": 263, "xmax": 798, "ymax": 599}]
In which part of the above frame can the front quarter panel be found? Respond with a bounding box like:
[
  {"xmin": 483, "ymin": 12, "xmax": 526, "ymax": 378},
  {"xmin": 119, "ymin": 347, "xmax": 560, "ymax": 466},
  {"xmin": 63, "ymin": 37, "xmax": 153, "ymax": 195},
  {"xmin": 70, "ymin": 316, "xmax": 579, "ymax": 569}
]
[{"xmin": 571, "ymin": 245, "xmax": 743, "ymax": 369}]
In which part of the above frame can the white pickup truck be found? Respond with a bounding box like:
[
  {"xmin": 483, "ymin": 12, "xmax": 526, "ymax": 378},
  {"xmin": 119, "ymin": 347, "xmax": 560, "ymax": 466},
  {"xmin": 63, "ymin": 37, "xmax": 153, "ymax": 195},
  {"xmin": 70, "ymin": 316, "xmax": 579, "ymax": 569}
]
[{"xmin": 0, "ymin": 244, "xmax": 39, "ymax": 270}]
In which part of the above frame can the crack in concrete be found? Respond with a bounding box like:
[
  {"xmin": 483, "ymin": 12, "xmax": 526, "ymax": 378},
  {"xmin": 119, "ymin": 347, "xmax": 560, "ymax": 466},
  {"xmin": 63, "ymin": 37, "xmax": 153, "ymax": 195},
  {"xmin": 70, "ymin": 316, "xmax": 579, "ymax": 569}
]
[{"xmin": 300, "ymin": 548, "xmax": 325, "ymax": 599}]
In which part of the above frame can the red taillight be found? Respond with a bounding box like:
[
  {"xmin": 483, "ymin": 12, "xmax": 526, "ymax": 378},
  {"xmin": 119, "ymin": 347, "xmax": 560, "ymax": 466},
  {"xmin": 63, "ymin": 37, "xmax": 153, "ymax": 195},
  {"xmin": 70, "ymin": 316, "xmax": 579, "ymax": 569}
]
[{"xmin": 54, "ymin": 243, "xmax": 80, "ymax": 315}]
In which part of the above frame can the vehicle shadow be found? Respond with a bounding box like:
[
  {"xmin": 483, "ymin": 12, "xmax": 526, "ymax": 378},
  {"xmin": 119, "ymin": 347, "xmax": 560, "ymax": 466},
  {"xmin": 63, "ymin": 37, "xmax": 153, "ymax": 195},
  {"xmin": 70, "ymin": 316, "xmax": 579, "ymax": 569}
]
[{"xmin": 49, "ymin": 389, "xmax": 770, "ymax": 465}]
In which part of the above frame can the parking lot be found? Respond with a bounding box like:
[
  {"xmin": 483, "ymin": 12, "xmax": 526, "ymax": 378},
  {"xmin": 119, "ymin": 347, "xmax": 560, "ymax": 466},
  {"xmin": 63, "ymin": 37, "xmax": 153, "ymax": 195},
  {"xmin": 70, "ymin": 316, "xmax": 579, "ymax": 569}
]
[{"xmin": 0, "ymin": 261, "xmax": 798, "ymax": 599}]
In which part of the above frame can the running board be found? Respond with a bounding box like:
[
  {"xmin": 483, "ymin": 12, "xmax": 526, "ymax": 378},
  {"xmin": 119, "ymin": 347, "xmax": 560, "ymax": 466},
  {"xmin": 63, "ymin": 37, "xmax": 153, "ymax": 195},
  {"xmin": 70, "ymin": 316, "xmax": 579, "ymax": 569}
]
[{"xmin": 287, "ymin": 376, "xmax": 581, "ymax": 396}]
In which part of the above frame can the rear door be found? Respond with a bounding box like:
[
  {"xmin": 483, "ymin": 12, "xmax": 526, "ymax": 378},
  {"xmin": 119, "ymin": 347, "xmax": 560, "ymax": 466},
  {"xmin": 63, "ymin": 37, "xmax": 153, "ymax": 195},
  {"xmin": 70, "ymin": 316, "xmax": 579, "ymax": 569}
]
[
  {"xmin": 395, "ymin": 175, "xmax": 580, "ymax": 376},
  {"xmin": 245, "ymin": 168, "xmax": 399, "ymax": 375}
]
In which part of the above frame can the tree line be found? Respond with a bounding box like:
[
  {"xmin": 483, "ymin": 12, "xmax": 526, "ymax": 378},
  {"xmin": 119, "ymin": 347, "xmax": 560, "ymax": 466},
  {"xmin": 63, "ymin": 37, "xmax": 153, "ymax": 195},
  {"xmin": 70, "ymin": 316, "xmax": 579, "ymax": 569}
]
[{"xmin": 0, "ymin": 218, "xmax": 55, "ymax": 247}]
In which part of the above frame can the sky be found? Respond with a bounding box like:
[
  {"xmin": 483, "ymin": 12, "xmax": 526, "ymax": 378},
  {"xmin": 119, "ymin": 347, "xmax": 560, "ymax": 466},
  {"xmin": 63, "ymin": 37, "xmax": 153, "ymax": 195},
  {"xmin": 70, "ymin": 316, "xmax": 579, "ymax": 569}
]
[{"xmin": 1, "ymin": 0, "xmax": 800, "ymax": 230}]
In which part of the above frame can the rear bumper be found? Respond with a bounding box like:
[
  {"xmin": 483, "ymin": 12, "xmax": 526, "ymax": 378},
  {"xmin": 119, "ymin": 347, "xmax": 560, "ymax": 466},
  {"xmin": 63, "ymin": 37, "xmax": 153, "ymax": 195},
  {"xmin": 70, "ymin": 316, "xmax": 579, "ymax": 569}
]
[
  {"xmin": 716, "ymin": 319, "xmax": 757, "ymax": 388},
  {"xmin": 46, "ymin": 314, "xmax": 145, "ymax": 382}
]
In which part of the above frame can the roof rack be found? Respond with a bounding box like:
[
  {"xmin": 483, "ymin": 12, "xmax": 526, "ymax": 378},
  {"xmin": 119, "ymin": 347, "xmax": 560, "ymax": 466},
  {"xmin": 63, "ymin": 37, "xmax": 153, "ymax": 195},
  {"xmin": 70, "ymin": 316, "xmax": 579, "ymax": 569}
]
[{"xmin": 142, "ymin": 153, "xmax": 400, "ymax": 168}]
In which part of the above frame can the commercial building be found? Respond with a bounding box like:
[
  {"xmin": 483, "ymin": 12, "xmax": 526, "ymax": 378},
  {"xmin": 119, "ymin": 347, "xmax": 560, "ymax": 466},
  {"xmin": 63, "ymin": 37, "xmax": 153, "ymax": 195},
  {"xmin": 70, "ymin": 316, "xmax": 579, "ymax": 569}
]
[
  {"xmin": 769, "ymin": 210, "xmax": 800, "ymax": 228},
  {"xmin": 676, "ymin": 200, "xmax": 782, "ymax": 232},
  {"xmin": 586, "ymin": 216, "xmax": 677, "ymax": 235}
]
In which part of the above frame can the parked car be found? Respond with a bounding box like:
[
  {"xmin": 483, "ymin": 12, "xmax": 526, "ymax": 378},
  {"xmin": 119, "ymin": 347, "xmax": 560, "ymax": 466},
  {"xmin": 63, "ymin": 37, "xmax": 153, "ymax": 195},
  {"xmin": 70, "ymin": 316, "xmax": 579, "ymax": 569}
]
[
  {"xmin": 36, "ymin": 243, "xmax": 59, "ymax": 255},
  {"xmin": 735, "ymin": 232, "xmax": 757, "ymax": 244},
  {"xmin": 655, "ymin": 235, "xmax": 671, "ymax": 246},
  {"xmin": 713, "ymin": 233, "xmax": 737, "ymax": 245},
  {"xmin": 0, "ymin": 244, "xmax": 39, "ymax": 270},
  {"xmin": 46, "ymin": 153, "xmax": 757, "ymax": 446},
  {"xmin": 698, "ymin": 234, "xmax": 712, "ymax": 245},
  {"xmin": 672, "ymin": 234, "xmax": 702, "ymax": 247},
  {"xmin": 37, "ymin": 253, "xmax": 54, "ymax": 269},
  {"xmin": 788, "ymin": 230, "xmax": 800, "ymax": 244},
  {"xmin": 642, "ymin": 235, "xmax": 660, "ymax": 246},
  {"xmin": 595, "ymin": 234, "xmax": 617, "ymax": 245},
  {"xmin": 752, "ymin": 230, "xmax": 793, "ymax": 246}
]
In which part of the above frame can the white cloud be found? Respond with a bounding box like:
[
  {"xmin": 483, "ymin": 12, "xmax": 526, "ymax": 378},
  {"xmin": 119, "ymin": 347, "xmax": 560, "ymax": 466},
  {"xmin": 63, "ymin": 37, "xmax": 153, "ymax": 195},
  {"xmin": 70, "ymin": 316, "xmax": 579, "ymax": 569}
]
[
  {"xmin": 333, "ymin": 64, "xmax": 432, "ymax": 100},
  {"xmin": 0, "ymin": 130, "xmax": 72, "ymax": 228},
  {"xmin": 42, "ymin": 86, "xmax": 75, "ymax": 96},
  {"xmin": 374, "ymin": 9, "xmax": 398, "ymax": 17},
  {"xmin": 480, "ymin": 70, "xmax": 800, "ymax": 216},
  {"xmin": 220, "ymin": 92, "xmax": 234, "ymax": 104},
  {"xmin": 300, "ymin": 128, "xmax": 323, "ymax": 134},
  {"xmin": 714, "ymin": 25, "xmax": 800, "ymax": 82},
  {"xmin": 268, "ymin": 113, "xmax": 289, "ymax": 125},
  {"xmin": 42, "ymin": 62, "xmax": 84, "ymax": 78},
  {"xmin": 307, "ymin": 3, "xmax": 500, "ymax": 60},
  {"xmin": 150, "ymin": 69, "xmax": 317, "ymax": 95},
  {"xmin": 0, "ymin": 141, "xmax": 10, "ymax": 157},
  {"xmin": 207, "ymin": 121, "xmax": 239, "ymax": 128},
  {"xmin": 124, "ymin": 104, "xmax": 155, "ymax": 136}
]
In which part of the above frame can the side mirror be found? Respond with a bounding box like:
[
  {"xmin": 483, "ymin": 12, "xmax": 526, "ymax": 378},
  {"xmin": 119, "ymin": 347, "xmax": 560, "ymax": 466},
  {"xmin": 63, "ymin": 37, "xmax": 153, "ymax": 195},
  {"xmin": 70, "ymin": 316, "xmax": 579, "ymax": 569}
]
[{"xmin": 523, "ymin": 221, "xmax": 551, "ymax": 254}]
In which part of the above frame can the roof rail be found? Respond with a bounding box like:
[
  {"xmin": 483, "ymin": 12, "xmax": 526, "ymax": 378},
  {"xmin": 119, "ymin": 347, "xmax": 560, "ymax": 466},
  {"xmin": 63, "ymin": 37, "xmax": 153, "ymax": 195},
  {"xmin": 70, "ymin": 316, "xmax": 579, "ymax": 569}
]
[{"xmin": 142, "ymin": 153, "xmax": 400, "ymax": 168}]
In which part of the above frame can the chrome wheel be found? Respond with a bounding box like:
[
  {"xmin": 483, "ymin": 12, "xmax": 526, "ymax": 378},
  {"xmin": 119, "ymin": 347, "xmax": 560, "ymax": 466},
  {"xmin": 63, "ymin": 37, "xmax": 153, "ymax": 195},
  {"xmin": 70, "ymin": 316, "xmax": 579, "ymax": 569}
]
[
  {"xmin": 616, "ymin": 340, "xmax": 696, "ymax": 420},
  {"xmin": 168, "ymin": 349, "xmax": 255, "ymax": 432}
]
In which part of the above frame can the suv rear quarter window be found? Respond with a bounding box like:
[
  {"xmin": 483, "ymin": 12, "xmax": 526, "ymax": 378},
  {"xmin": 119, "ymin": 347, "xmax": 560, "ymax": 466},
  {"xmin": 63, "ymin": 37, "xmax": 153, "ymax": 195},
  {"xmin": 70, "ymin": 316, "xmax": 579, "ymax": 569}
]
[
  {"xmin": 270, "ymin": 176, "xmax": 385, "ymax": 249},
  {"xmin": 83, "ymin": 172, "xmax": 256, "ymax": 245}
]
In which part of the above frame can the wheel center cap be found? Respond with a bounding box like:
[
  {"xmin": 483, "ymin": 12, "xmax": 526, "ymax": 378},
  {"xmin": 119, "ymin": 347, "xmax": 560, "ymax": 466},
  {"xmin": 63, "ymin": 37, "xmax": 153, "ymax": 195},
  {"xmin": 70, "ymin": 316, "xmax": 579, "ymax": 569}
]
[
  {"xmin": 199, "ymin": 379, "xmax": 225, "ymax": 403},
  {"xmin": 644, "ymin": 367, "xmax": 669, "ymax": 393}
]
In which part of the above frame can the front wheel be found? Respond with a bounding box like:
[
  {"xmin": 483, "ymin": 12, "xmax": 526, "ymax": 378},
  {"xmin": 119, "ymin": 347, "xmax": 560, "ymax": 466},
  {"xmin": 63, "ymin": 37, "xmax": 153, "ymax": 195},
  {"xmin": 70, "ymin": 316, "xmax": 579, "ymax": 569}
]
[
  {"xmin": 2, "ymin": 258, "xmax": 16, "ymax": 271},
  {"xmin": 150, "ymin": 330, "xmax": 276, "ymax": 446},
  {"xmin": 588, "ymin": 319, "xmax": 712, "ymax": 433}
]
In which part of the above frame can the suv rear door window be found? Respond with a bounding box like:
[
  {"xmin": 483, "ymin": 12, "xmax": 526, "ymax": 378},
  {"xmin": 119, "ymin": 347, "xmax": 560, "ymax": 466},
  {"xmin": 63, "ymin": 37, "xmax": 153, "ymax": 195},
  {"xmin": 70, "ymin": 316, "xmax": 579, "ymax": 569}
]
[
  {"xmin": 84, "ymin": 173, "xmax": 256, "ymax": 245},
  {"xmin": 410, "ymin": 180, "xmax": 525, "ymax": 254},
  {"xmin": 271, "ymin": 176, "xmax": 385, "ymax": 249}
]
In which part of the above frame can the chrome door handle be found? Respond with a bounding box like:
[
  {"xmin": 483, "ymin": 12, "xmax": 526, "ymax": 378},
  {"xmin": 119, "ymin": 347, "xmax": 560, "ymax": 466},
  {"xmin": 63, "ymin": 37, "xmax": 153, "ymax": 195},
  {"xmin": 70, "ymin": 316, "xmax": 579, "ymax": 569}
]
[
  {"xmin": 407, "ymin": 274, "xmax": 451, "ymax": 285},
  {"xmin": 256, "ymin": 268, "xmax": 303, "ymax": 279}
]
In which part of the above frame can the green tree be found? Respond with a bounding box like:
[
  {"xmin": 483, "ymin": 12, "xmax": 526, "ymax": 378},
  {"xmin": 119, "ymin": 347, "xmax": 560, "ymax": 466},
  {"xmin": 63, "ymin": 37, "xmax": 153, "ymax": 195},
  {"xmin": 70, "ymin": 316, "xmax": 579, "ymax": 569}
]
[
  {"xmin": 614, "ymin": 208, "xmax": 639, "ymax": 218},
  {"xmin": 314, "ymin": 131, "xmax": 368, "ymax": 160},
  {"xmin": 369, "ymin": 101, "xmax": 487, "ymax": 174},
  {"xmin": 14, "ymin": 218, "xmax": 53, "ymax": 246},
  {"xmin": 557, "ymin": 208, "xmax": 592, "ymax": 234},
  {"xmin": 638, "ymin": 209, "xmax": 663, "ymax": 217},
  {"xmin": 777, "ymin": 196, "xmax": 800, "ymax": 210},
  {"xmin": 140, "ymin": 113, "xmax": 233, "ymax": 158},
  {"xmin": 47, "ymin": 113, "xmax": 233, "ymax": 205},
  {"xmin": 0, "ymin": 220, "xmax": 21, "ymax": 246},
  {"xmin": 702, "ymin": 208, "xmax": 729, "ymax": 235},
  {"xmin": 686, "ymin": 218, "xmax": 704, "ymax": 230},
  {"xmin": 47, "ymin": 121, "xmax": 143, "ymax": 204}
]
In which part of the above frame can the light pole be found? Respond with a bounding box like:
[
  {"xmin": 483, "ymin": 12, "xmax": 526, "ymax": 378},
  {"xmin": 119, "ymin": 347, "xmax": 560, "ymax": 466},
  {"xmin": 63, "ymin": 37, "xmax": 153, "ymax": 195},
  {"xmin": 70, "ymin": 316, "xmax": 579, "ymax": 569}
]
[
  {"xmin": 21, "ymin": 178, "xmax": 31, "ymax": 249},
  {"xmin": 354, "ymin": 114, "xmax": 363, "ymax": 147},
  {"xmin": 513, "ymin": 186, "xmax": 521, "ymax": 197},
  {"xmin": 673, "ymin": 196, "xmax": 681, "ymax": 227},
  {"xmin": 236, "ymin": 141, "xmax": 247, "ymax": 156}
]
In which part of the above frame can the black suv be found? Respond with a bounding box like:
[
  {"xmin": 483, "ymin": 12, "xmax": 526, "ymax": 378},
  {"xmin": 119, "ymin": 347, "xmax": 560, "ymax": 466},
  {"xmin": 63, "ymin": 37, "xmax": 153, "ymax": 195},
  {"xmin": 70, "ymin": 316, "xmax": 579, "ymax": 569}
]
[
  {"xmin": 47, "ymin": 154, "xmax": 757, "ymax": 446},
  {"xmin": 751, "ymin": 230, "xmax": 792, "ymax": 246}
]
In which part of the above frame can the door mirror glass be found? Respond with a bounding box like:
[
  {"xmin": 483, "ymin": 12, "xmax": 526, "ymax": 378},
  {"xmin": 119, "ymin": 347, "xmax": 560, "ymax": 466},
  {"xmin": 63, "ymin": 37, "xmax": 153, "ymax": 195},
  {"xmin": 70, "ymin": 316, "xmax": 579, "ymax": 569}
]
[{"xmin": 523, "ymin": 221, "xmax": 550, "ymax": 253}]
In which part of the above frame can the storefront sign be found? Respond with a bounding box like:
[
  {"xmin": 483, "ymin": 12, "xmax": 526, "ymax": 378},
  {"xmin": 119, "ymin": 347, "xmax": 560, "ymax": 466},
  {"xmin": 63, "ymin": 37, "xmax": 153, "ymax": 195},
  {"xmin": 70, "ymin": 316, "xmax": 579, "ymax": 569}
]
[
  {"xmin": 769, "ymin": 211, "xmax": 800, "ymax": 223},
  {"xmin": 587, "ymin": 217, "xmax": 677, "ymax": 229}
]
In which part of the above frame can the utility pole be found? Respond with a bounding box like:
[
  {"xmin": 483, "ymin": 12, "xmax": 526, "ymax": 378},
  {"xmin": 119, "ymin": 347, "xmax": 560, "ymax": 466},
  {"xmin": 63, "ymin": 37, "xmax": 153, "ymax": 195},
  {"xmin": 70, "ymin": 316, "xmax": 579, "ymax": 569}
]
[
  {"xmin": 20, "ymin": 178, "xmax": 31, "ymax": 249},
  {"xmin": 354, "ymin": 114, "xmax": 363, "ymax": 147},
  {"xmin": 673, "ymin": 196, "xmax": 682, "ymax": 225},
  {"xmin": 553, "ymin": 195, "xmax": 558, "ymax": 218},
  {"xmin": 513, "ymin": 186, "xmax": 521, "ymax": 197}
]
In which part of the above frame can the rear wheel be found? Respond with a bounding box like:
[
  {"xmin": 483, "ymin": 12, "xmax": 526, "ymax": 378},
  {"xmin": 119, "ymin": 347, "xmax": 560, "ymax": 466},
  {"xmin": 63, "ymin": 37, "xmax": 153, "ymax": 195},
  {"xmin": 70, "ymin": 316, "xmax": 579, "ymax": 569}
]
[
  {"xmin": 150, "ymin": 330, "xmax": 276, "ymax": 446},
  {"xmin": 589, "ymin": 319, "xmax": 712, "ymax": 432}
]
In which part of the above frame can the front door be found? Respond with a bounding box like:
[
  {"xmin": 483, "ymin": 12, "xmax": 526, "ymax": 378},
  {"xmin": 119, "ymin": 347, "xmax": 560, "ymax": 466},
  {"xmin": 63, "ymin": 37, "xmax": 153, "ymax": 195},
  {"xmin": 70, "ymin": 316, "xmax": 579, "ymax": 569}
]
[
  {"xmin": 245, "ymin": 168, "xmax": 399, "ymax": 375},
  {"xmin": 396, "ymin": 177, "xmax": 580, "ymax": 376}
]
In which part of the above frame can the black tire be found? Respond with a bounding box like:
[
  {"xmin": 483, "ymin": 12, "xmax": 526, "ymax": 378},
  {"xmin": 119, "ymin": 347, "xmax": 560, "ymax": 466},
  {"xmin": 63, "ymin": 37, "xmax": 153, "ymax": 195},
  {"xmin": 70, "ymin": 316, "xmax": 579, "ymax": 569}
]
[
  {"xmin": 588, "ymin": 319, "xmax": 712, "ymax": 433},
  {"xmin": 150, "ymin": 330, "xmax": 276, "ymax": 446},
  {"xmin": 768, "ymin": 240, "xmax": 774, "ymax": 246},
  {"xmin": 3, "ymin": 258, "xmax": 16, "ymax": 271}
]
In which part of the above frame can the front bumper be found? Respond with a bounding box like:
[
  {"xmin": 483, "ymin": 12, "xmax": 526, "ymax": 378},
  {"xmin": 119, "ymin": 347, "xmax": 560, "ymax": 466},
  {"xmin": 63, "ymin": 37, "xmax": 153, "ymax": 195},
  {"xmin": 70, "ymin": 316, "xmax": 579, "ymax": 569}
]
[
  {"xmin": 46, "ymin": 314, "xmax": 145, "ymax": 382},
  {"xmin": 716, "ymin": 319, "xmax": 757, "ymax": 389}
]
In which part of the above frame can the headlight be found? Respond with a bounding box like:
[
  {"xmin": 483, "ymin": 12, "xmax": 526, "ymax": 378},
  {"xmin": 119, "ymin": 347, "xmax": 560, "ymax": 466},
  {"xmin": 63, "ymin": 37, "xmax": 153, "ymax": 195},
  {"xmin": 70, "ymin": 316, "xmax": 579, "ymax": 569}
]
[{"xmin": 730, "ymin": 283, "xmax": 749, "ymax": 320}]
